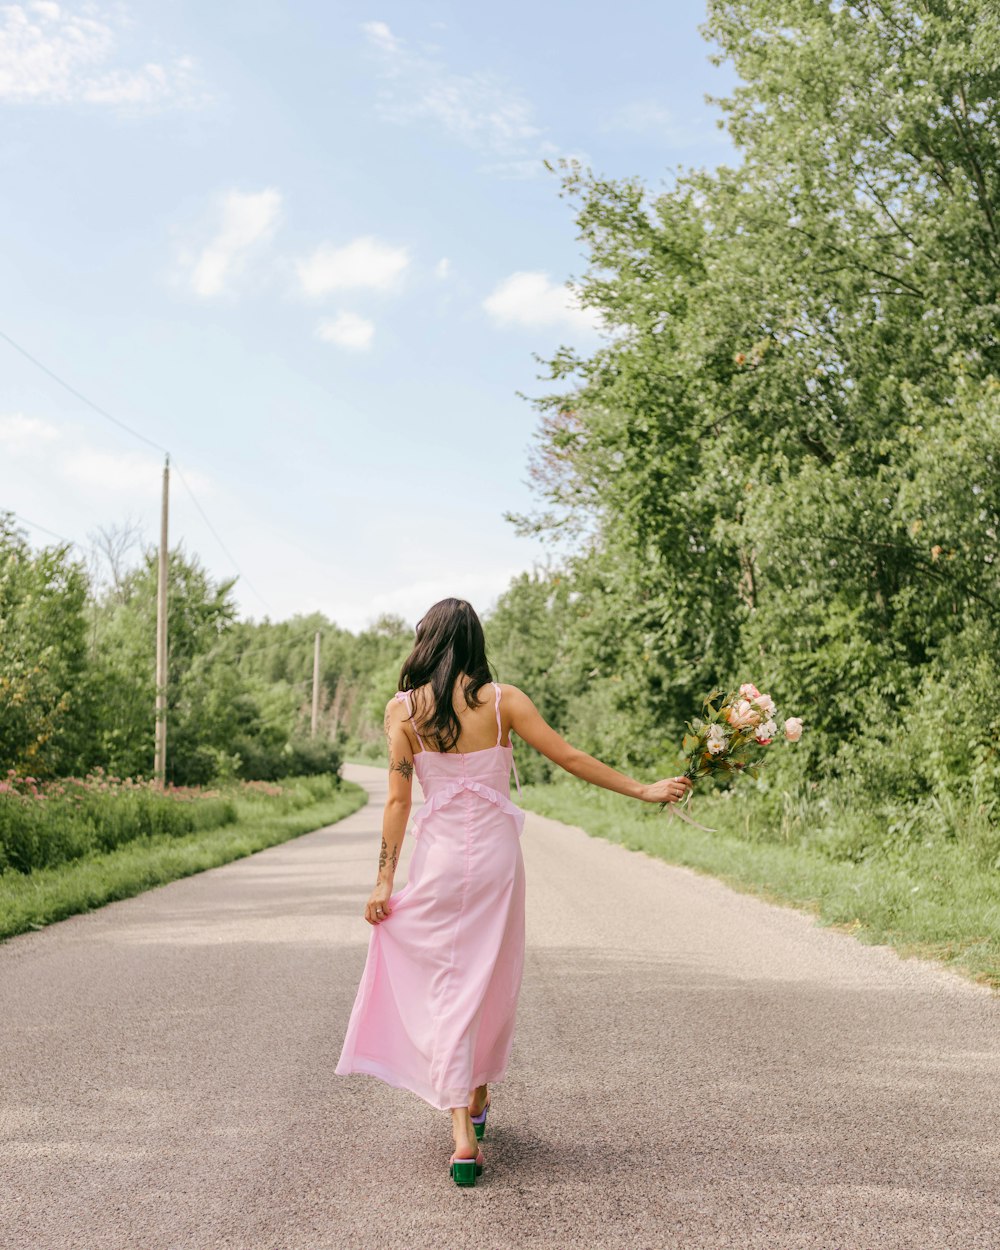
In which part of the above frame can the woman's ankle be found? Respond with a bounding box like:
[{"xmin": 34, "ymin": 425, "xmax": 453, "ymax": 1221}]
[{"xmin": 451, "ymin": 1108, "xmax": 478, "ymax": 1157}]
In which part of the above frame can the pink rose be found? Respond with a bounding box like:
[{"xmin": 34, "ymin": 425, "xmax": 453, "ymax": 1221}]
[
  {"xmin": 739, "ymin": 682, "xmax": 760, "ymax": 700},
  {"xmin": 752, "ymin": 693, "xmax": 776, "ymax": 719},
  {"xmin": 727, "ymin": 699, "xmax": 761, "ymax": 729},
  {"xmin": 784, "ymin": 717, "xmax": 803, "ymax": 743}
]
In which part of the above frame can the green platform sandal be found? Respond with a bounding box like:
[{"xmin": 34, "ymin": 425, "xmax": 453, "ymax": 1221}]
[{"xmin": 449, "ymin": 1149, "xmax": 484, "ymax": 1187}]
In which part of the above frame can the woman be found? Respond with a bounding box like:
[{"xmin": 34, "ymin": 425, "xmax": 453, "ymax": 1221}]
[{"xmin": 335, "ymin": 598, "xmax": 692, "ymax": 1186}]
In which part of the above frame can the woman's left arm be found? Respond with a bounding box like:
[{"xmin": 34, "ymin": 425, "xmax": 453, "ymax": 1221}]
[{"xmin": 364, "ymin": 697, "xmax": 414, "ymax": 925}]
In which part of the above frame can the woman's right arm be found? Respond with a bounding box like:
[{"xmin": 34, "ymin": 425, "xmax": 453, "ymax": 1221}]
[{"xmin": 503, "ymin": 685, "xmax": 692, "ymax": 805}]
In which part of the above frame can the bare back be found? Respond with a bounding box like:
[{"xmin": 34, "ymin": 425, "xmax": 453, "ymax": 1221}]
[{"xmin": 402, "ymin": 677, "xmax": 511, "ymax": 755}]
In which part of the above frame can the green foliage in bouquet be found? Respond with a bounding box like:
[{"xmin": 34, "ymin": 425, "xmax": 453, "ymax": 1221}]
[{"xmin": 681, "ymin": 684, "xmax": 802, "ymax": 783}]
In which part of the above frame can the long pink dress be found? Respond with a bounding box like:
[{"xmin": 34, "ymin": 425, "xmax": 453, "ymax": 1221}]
[{"xmin": 335, "ymin": 683, "xmax": 526, "ymax": 1110}]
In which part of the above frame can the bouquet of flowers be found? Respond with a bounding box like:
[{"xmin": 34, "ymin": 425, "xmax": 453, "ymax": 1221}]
[{"xmin": 665, "ymin": 683, "xmax": 803, "ymax": 826}]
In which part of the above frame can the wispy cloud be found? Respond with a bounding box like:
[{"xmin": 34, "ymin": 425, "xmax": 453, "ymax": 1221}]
[
  {"xmin": 295, "ymin": 235, "xmax": 409, "ymax": 298},
  {"xmin": 483, "ymin": 271, "xmax": 601, "ymax": 335},
  {"xmin": 600, "ymin": 99, "xmax": 726, "ymax": 148},
  {"xmin": 360, "ymin": 20, "xmax": 573, "ymax": 178},
  {"xmin": 179, "ymin": 188, "xmax": 283, "ymax": 299},
  {"xmin": 0, "ymin": 412, "xmax": 59, "ymax": 449},
  {"xmin": 316, "ymin": 312, "xmax": 375, "ymax": 352},
  {"xmin": 0, "ymin": 413, "xmax": 208, "ymax": 506},
  {"xmin": 0, "ymin": 2, "xmax": 206, "ymax": 109}
]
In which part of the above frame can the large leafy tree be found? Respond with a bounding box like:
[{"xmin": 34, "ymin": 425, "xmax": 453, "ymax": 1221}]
[
  {"xmin": 504, "ymin": 0, "xmax": 1000, "ymax": 788},
  {"xmin": 0, "ymin": 516, "xmax": 90, "ymax": 775}
]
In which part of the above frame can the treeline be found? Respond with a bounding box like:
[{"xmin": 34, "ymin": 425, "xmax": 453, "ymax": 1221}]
[
  {"xmin": 0, "ymin": 514, "xmax": 409, "ymax": 784},
  {"xmin": 486, "ymin": 0, "xmax": 1000, "ymax": 847}
]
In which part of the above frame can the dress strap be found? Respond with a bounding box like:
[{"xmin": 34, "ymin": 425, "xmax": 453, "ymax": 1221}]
[
  {"xmin": 493, "ymin": 682, "xmax": 522, "ymax": 795},
  {"xmin": 395, "ymin": 690, "xmax": 424, "ymax": 750}
]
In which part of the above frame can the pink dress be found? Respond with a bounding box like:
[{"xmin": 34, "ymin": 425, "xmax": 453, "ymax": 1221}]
[{"xmin": 335, "ymin": 682, "xmax": 526, "ymax": 1110}]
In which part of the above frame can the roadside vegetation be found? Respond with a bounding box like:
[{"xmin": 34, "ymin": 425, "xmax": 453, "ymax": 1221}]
[
  {"xmin": 520, "ymin": 779, "xmax": 1000, "ymax": 990},
  {"xmin": 0, "ymin": 774, "xmax": 366, "ymax": 941}
]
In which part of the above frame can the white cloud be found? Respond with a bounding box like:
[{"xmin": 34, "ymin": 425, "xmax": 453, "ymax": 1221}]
[
  {"xmin": 482, "ymin": 271, "xmax": 602, "ymax": 334},
  {"xmin": 358, "ymin": 569, "xmax": 524, "ymax": 630},
  {"xmin": 0, "ymin": 412, "xmax": 59, "ymax": 450},
  {"xmin": 295, "ymin": 235, "xmax": 409, "ymax": 298},
  {"xmin": 183, "ymin": 188, "xmax": 283, "ymax": 298},
  {"xmin": 435, "ymin": 257, "xmax": 451, "ymax": 280},
  {"xmin": 62, "ymin": 447, "xmax": 165, "ymax": 495},
  {"xmin": 316, "ymin": 312, "xmax": 375, "ymax": 352},
  {"xmin": 360, "ymin": 20, "xmax": 401, "ymax": 55},
  {"xmin": 601, "ymin": 99, "xmax": 726, "ymax": 148},
  {"xmin": 0, "ymin": 3, "xmax": 205, "ymax": 109},
  {"xmin": 361, "ymin": 20, "xmax": 573, "ymax": 172}
]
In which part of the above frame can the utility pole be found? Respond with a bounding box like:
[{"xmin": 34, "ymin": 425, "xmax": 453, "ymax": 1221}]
[
  {"xmin": 154, "ymin": 455, "xmax": 169, "ymax": 785},
  {"xmin": 311, "ymin": 630, "xmax": 321, "ymax": 737}
]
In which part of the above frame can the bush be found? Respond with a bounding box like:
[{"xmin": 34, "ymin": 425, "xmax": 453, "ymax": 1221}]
[
  {"xmin": 0, "ymin": 772, "xmax": 239, "ymax": 876},
  {"xmin": 233, "ymin": 734, "xmax": 341, "ymax": 782}
]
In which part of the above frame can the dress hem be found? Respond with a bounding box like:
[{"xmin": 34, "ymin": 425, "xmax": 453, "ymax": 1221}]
[{"xmin": 335, "ymin": 1056, "xmax": 509, "ymax": 1111}]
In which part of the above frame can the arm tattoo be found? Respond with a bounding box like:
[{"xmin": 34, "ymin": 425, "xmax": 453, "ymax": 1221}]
[
  {"xmin": 390, "ymin": 756, "xmax": 414, "ymax": 782},
  {"xmin": 378, "ymin": 837, "xmax": 399, "ymax": 877}
]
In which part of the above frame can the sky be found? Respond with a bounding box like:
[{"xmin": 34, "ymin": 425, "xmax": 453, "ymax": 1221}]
[{"xmin": 0, "ymin": 0, "xmax": 736, "ymax": 630}]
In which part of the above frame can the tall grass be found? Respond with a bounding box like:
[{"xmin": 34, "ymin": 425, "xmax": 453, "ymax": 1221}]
[{"xmin": 0, "ymin": 774, "xmax": 367, "ymax": 941}]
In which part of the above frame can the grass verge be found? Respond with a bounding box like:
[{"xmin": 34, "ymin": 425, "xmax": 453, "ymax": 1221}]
[
  {"xmin": 520, "ymin": 780, "xmax": 1000, "ymax": 992},
  {"xmin": 0, "ymin": 779, "xmax": 367, "ymax": 942}
]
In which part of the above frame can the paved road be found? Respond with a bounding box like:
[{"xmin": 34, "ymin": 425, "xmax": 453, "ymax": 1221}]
[{"xmin": 1, "ymin": 764, "xmax": 998, "ymax": 1250}]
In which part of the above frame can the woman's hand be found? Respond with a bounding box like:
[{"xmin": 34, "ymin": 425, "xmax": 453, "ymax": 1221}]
[
  {"xmin": 364, "ymin": 881, "xmax": 393, "ymax": 926},
  {"xmin": 641, "ymin": 776, "xmax": 693, "ymax": 804}
]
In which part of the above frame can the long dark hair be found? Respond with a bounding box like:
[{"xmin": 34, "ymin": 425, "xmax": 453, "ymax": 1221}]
[{"xmin": 399, "ymin": 598, "xmax": 493, "ymax": 752}]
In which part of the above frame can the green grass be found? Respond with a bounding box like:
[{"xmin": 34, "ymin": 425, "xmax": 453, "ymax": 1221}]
[
  {"xmin": 0, "ymin": 777, "xmax": 367, "ymax": 942},
  {"xmin": 520, "ymin": 780, "xmax": 1000, "ymax": 992}
]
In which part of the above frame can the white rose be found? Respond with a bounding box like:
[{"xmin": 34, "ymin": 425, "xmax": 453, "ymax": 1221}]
[
  {"xmin": 706, "ymin": 724, "xmax": 727, "ymax": 756},
  {"xmin": 784, "ymin": 717, "xmax": 803, "ymax": 742},
  {"xmin": 755, "ymin": 719, "xmax": 777, "ymax": 744}
]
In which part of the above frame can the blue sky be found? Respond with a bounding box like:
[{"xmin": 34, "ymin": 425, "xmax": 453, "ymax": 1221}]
[{"xmin": 1, "ymin": 0, "xmax": 735, "ymax": 629}]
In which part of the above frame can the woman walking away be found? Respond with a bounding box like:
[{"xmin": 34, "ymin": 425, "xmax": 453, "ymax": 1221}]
[{"xmin": 335, "ymin": 598, "xmax": 692, "ymax": 1186}]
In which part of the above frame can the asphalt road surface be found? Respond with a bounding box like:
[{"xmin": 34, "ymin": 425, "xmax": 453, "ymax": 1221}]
[{"xmin": 2, "ymin": 763, "xmax": 998, "ymax": 1250}]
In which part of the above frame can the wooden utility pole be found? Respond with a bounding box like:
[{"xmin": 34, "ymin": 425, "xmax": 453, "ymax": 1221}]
[
  {"xmin": 311, "ymin": 630, "xmax": 321, "ymax": 737},
  {"xmin": 154, "ymin": 455, "xmax": 169, "ymax": 785}
]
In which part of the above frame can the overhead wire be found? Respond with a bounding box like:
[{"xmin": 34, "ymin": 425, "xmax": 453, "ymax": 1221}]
[
  {"xmin": 0, "ymin": 328, "xmax": 273, "ymax": 616},
  {"xmin": 0, "ymin": 328, "xmax": 168, "ymax": 455},
  {"xmin": 6, "ymin": 510, "xmax": 78, "ymax": 548}
]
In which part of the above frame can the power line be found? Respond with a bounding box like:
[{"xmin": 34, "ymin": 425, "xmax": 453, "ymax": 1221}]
[
  {"xmin": 172, "ymin": 461, "xmax": 272, "ymax": 615},
  {"xmin": 0, "ymin": 328, "xmax": 273, "ymax": 616},
  {"xmin": 5, "ymin": 510, "xmax": 77, "ymax": 548},
  {"xmin": 0, "ymin": 328, "xmax": 169, "ymax": 455}
]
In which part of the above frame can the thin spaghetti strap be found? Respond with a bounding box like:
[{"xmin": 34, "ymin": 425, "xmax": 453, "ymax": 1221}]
[
  {"xmin": 493, "ymin": 682, "xmax": 503, "ymax": 747},
  {"xmin": 395, "ymin": 689, "xmax": 425, "ymax": 750},
  {"xmin": 494, "ymin": 681, "xmax": 521, "ymax": 793}
]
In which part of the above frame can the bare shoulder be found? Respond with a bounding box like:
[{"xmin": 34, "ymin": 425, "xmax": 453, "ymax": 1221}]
[
  {"xmin": 384, "ymin": 693, "xmax": 408, "ymax": 730},
  {"xmin": 497, "ymin": 683, "xmax": 535, "ymax": 712},
  {"xmin": 498, "ymin": 682, "xmax": 530, "ymax": 698}
]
